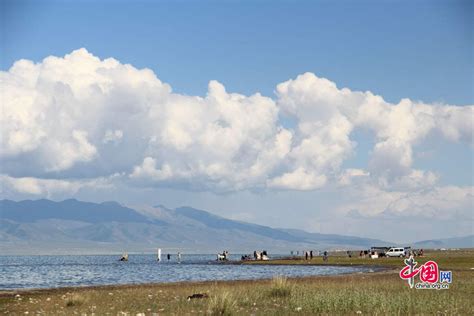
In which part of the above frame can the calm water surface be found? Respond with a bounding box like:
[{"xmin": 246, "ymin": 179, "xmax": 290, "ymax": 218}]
[{"xmin": 0, "ymin": 254, "xmax": 371, "ymax": 290}]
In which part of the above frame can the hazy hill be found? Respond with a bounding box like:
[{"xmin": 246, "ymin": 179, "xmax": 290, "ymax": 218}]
[
  {"xmin": 413, "ymin": 235, "xmax": 474, "ymax": 249},
  {"xmin": 1, "ymin": 199, "xmax": 150, "ymax": 223},
  {"xmin": 3, "ymin": 199, "xmax": 470, "ymax": 255}
]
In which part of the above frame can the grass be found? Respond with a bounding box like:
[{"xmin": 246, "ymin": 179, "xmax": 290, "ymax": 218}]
[
  {"xmin": 64, "ymin": 293, "xmax": 86, "ymax": 307},
  {"xmin": 0, "ymin": 249, "xmax": 473, "ymax": 315},
  {"xmin": 268, "ymin": 276, "xmax": 292, "ymax": 298},
  {"xmin": 208, "ymin": 291, "xmax": 237, "ymax": 315},
  {"xmin": 245, "ymin": 248, "xmax": 474, "ymax": 271}
]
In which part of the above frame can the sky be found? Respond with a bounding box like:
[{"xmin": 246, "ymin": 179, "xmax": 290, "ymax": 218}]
[{"xmin": 1, "ymin": 0, "xmax": 473, "ymax": 242}]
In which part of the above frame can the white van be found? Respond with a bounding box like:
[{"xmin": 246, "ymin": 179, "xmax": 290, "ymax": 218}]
[
  {"xmin": 386, "ymin": 247, "xmax": 405, "ymax": 257},
  {"xmin": 385, "ymin": 248, "xmax": 405, "ymax": 257}
]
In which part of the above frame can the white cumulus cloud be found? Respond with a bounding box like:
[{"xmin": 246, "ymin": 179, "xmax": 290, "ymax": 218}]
[
  {"xmin": 0, "ymin": 174, "xmax": 114, "ymax": 197},
  {"xmin": 1, "ymin": 49, "xmax": 472, "ymax": 197}
]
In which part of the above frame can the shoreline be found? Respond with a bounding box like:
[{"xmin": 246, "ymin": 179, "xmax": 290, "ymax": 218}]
[
  {"xmin": 2, "ymin": 250, "xmax": 472, "ymax": 315},
  {"xmin": 0, "ymin": 261, "xmax": 393, "ymax": 295},
  {"xmin": 0, "ymin": 267, "xmax": 396, "ymax": 297}
]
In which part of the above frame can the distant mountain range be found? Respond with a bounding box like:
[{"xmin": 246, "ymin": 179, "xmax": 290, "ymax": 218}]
[
  {"xmin": 0, "ymin": 199, "xmax": 472, "ymax": 254},
  {"xmin": 413, "ymin": 235, "xmax": 473, "ymax": 249}
]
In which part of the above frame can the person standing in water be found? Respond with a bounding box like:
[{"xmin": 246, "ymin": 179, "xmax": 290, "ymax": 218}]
[
  {"xmin": 177, "ymin": 252, "xmax": 181, "ymax": 263},
  {"xmin": 167, "ymin": 253, "xmax": 171, "ymax": 261}
]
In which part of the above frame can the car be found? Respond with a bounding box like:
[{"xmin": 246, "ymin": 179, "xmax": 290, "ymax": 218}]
[{"xmin": 386, "ymin": 247, "xmax": 406, "ymax": 257}]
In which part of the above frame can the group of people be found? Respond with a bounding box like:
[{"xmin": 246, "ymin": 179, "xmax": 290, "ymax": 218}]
[
  {"xmin": 358, "ymin": 248, "xmax": 424, "ymax": 258},
  {"xmin": 161, "ymin": 252, "xmax": 181, "ymax": 262},
  {"xmin": 408, "ymin": 249, "xmax": 424, "ymax": 257},
  {"xmin": 241, "ymin": 254, "xmax": 252, "ymax": 260},
  {"xmin": 217, "ymin": 250, "xmax": 229, "ymax": 261},
  {"xmin": 253, "ymin": 250, "xmax": 269, "ymax": 260},
  {"xmin": 120, "ymin": 252, "xmax": 181, "ymax": 262},
  {"xmin": 292, "ymin": 250, "xmax": 329, "ymax": 261}
]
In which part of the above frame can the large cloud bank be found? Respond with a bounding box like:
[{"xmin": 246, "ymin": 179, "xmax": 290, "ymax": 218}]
[{"xmin": 1, "ymin": 49, "xmax": 472, "ymax": 216}]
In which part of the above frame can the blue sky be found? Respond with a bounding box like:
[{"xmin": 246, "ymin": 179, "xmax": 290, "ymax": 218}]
[
  {"xmin": 1, "ymin": 0, "xmax": 472, "ymax": 242},
  {"xmin": 3, "ymin": 0, "xmax": 472, "ymax": 104}
]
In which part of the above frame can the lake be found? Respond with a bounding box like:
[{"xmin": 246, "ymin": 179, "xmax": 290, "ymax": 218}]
[{"xmin": 0, "ymin": 254, "xmax": 371, "ymax": 290}]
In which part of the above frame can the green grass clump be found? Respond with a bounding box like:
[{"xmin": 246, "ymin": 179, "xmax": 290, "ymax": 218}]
[
  {"xmin": 208, "ymin": 291, "xmax": 237, "ymax": 315},
  {"xmin": 269, "ymin": 275, "xmax": 292, "ymax": 298}
]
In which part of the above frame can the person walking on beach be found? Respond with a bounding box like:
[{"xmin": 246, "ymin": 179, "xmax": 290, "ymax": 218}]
[
  {"xmin": 305, "ymin": 251, "xmax": 308, "ymax": 260},
  {"xmin": 310, "ymin": 250, "xmax": 313, "ymax": 260}
]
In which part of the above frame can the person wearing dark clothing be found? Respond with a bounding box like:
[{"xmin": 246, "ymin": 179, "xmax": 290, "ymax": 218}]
[
  {"xmin": 167, "ymin": 254, "xmax": 171, "ymax": 261},
  {"xmin": 310, "ymin": 250, "xmax": 313, "ymax": 260}
]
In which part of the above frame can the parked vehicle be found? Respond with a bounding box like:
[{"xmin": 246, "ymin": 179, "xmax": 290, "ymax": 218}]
[
  {"xmin": 386, "ymin": 247, "xmax": 406, "ymax": 257},
  {"xmin": 370, "ymin": 246, "xmax": 390, "ymax": 257}
]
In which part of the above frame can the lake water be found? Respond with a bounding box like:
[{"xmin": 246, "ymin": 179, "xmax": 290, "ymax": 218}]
[{"xmin": 0, "ymin": 254, "xmax": 371, "ymax": 290}]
